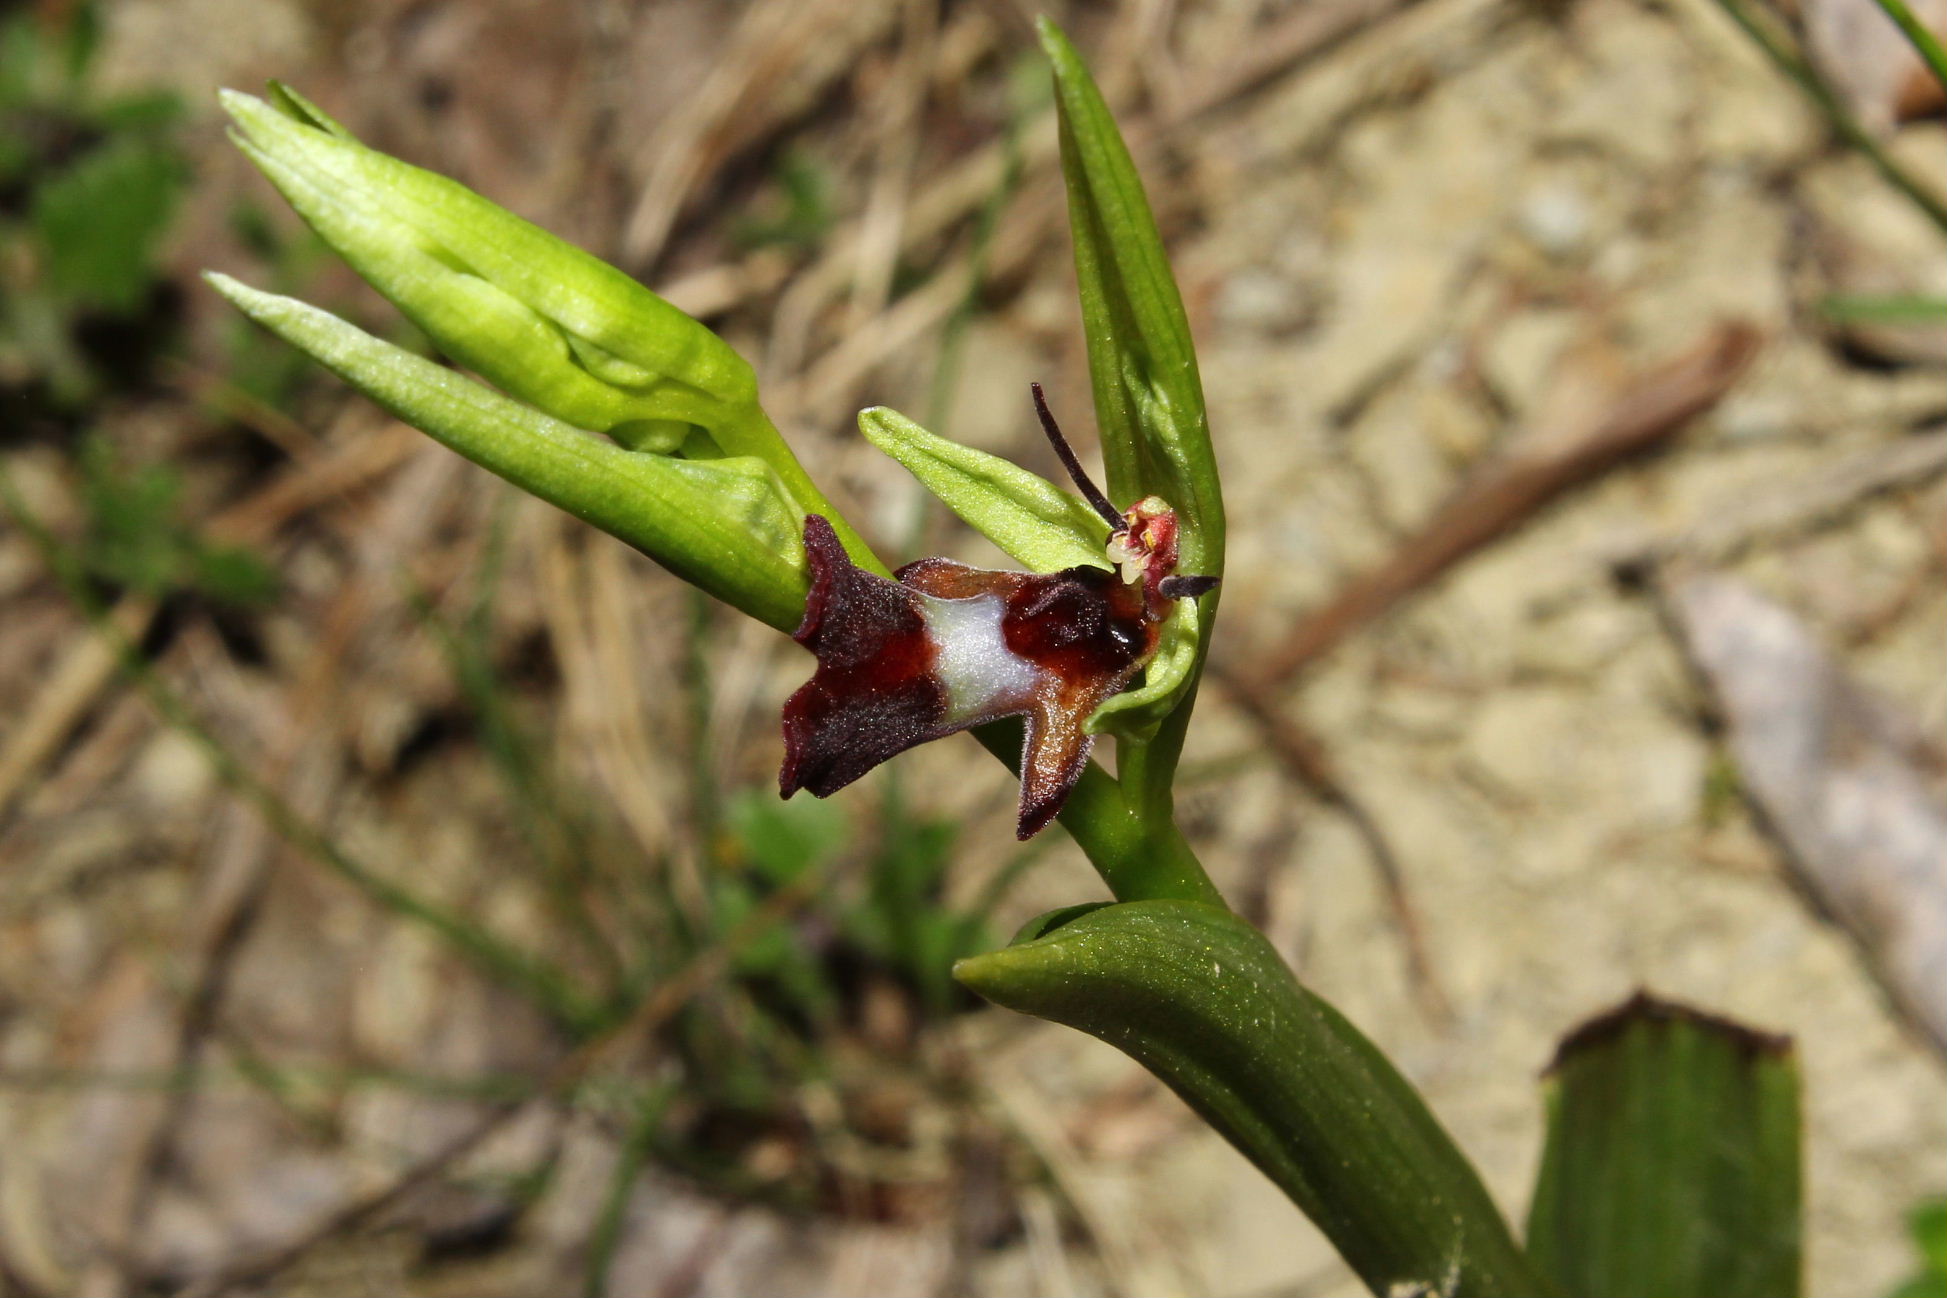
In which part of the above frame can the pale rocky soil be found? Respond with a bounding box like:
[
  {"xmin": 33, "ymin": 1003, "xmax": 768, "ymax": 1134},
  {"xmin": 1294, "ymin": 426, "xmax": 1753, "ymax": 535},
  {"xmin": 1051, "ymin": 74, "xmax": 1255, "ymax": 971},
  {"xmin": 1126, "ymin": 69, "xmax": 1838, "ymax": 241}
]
[{"xmin": 2, "ymin": 0, "xmax": 1941, "ymax": 1295}]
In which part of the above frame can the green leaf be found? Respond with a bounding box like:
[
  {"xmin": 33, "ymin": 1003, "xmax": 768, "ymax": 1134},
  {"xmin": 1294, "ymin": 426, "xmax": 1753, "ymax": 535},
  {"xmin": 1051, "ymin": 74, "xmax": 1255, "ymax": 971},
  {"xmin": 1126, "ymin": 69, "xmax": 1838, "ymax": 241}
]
[
  {"xmin": 1916, "ymin": 1198, "xmax": 1947, "ymax": 1273},
  {"xmin": 30, "ymin": 133, "xmax": 184, "ymax": 314},
  {"xmin": 1525, "ymin": 993, "xmax": 1801, "ymax": 1298},
  {"xmin": 207, "ymin": 273, "xmax": 811, "ymax": 632},
  {"xmin": 857, "ymin": 405, "xmax": 1110, "ymax": 573},
  {"xmin": 957, "ymin": 900, "xmax": 1553, "ymax": 1297},
  {"xmin": 1039, "ymin": 19, "xmax": 1222, "ymax": 749}
]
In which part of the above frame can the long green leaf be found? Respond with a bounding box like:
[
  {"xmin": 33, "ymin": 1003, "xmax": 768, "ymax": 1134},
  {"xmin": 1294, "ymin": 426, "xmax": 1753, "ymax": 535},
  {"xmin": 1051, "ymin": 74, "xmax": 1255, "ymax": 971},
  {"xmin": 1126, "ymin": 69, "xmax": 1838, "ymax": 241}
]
[
  {"xmin": 956, "ymin": 900, "xmax": 1553, "ymax": 1297},
  {"xmin": 1525, "ymin": 993, "xmax": 1802, "ymax": 1298}
]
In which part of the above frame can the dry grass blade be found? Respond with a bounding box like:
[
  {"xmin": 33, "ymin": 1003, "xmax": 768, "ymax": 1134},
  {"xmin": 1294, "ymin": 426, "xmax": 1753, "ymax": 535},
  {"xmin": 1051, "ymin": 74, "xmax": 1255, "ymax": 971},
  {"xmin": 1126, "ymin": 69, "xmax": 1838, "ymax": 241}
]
[
  {"xmin": 0, "ymin": 424, "xmax": 422, "ymax": 824},
  {"xmin": 620, "ymin": 0, "xmax": 899, "ymax": 267},
  {"xmin": 763, "ymin": 0, "xmax": 1421, "ymax": 378},
  {"xmin": 177, "ymin": 863, "xmax": 834, "ymax": 1297},
  {"xmin": 1207, "ymin": 670, "xmax": 1453, "ymax": 1025}
]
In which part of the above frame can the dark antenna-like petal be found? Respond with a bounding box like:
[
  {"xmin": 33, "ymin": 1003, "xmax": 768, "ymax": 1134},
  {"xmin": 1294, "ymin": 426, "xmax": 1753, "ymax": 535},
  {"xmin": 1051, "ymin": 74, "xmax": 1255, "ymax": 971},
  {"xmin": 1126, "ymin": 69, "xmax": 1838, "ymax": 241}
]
[{"xmin": 1031, "ymin": 382, "xmax": 1123, "ymax": 529}]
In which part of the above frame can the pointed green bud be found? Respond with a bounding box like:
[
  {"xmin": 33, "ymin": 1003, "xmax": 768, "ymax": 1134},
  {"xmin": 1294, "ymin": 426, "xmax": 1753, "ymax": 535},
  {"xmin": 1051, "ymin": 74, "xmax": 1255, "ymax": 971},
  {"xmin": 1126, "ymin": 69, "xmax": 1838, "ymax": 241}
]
[
  {"xmin": 220, "ymin": 86, "xmax": 745, "ymax": 455},
  {"xmin": 207, "ymin": 273, "xmax": 808, "ymax": 632}
]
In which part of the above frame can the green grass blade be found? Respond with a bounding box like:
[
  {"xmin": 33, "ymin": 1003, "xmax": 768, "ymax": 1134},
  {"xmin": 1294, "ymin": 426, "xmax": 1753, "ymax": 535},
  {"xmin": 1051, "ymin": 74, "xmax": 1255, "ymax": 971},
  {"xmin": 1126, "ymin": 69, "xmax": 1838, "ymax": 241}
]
[
  {"xmin": 1525, "ymin": 993, "xmax": 1802, "ymax": 1298},
  {"xmin": 1820, "ymin": 293, "xmax": 1947, "ymax": 324},
  {"xmin": 1708, "ymin": 0, "xmax": 1947, "ymax": 236},
  {"xmin": 1870, "ymin": 0, "xmax": 1947, "ymax": 97},
  {"xmin": 957, "ymin": 901, "xmax": 1553, "ymax": 1297}
]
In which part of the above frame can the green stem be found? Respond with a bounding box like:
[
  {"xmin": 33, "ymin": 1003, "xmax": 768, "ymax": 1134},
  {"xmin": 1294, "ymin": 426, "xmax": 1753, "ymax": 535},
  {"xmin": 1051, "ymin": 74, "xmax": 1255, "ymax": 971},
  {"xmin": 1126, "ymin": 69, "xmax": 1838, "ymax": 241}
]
[
  {"xmin": 1712, "ymin": 0, "xmax": 1947, "ymax": 236},
  {"xmin": 1871, "ymin": 0, "xmax": 1947, "ymax": 96},
  {"xmin": 723, "ymin": 404, "xmax": 883, "ymax": 583},
  {"xmin": 972, "ymin": 724, "xmax": 1224, "ymax": 907}
]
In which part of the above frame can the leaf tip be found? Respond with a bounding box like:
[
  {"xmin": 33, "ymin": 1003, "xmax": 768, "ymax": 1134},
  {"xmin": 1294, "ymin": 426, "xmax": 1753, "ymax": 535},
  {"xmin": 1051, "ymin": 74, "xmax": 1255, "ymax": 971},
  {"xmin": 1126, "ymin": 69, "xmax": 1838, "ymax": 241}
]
[
  {"xmin": 1546, "ymin": 990, "xmax": 1795, "ymax": 1077},
  {"xmin": 214, "ymin": 86, "xmax": 262, "ymax": 121}
]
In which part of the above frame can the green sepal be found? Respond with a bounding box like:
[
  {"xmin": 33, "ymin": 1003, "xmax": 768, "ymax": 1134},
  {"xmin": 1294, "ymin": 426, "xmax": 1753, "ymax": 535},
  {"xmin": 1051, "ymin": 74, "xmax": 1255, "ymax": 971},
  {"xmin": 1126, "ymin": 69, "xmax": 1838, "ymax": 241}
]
[
  {"xmin": 207, "ymin": 273, "xmax": 809, "ymax": 633},
  {"xmin": 956, "ymin": 900, "xmax": 1554, "ymax": 1297},
  {"xmin": 1039, "ymin": 20, "xmax": 1223, "ymax": 749},
  {"xmin": 1526, "ymin": 993, "xmax": 1802, "ymax": 1298},
  {"xmin": 1038, "ymin": 20, "xmax": 1223, "ymax": 581},
  {"xmin": 857, "ymin": 406, "xmax": 1109, "ymax": 573}
]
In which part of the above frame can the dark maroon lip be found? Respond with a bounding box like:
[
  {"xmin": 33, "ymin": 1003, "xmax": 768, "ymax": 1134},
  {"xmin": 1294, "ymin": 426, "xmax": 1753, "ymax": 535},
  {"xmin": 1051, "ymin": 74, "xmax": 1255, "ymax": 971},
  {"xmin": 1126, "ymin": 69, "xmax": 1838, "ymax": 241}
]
[
  {"xmin": 780, "ymin": 515, "xmax": 946, "ymax": 801},
  {"xmin": 779, "ymin": 514, "xmax": 1168, "ymax": 839}
]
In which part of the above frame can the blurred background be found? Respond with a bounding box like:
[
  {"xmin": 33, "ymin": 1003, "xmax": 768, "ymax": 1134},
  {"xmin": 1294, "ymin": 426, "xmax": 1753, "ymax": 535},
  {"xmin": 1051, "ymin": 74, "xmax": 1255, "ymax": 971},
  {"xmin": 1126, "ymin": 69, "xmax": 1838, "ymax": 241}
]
[{"xmin": 1, "ymin": 0, "xmax": 1943, "ymax": 1294}]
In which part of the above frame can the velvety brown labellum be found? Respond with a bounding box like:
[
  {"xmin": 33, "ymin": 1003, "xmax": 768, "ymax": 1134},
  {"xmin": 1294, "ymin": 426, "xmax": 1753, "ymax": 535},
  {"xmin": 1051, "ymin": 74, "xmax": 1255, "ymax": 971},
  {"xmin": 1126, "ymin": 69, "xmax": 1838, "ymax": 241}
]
[{"xmin": 780, "ymin": 515, "xmax": 1159, "ymax": 839}]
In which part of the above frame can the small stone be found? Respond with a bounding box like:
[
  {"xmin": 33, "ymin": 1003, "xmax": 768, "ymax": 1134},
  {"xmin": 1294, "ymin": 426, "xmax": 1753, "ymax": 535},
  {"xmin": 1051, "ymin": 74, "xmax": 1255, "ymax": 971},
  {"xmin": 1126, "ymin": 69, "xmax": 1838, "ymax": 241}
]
[{"xmin": 1517, "ymin": 183, "xmax": 1593, "ymax": 257}]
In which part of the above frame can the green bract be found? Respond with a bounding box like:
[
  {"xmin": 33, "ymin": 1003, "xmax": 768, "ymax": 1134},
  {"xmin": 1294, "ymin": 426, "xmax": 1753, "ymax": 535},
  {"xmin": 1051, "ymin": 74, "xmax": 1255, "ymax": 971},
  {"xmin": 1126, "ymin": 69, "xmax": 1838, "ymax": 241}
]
[{"xmin": 207, "ymin": 274, "xmax": 811, "ymax": 633}]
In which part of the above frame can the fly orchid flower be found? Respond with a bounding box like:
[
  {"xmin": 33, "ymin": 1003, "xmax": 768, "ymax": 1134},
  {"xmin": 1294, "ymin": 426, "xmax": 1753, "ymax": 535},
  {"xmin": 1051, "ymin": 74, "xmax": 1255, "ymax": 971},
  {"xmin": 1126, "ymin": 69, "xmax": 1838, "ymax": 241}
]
[{"xmin": 780, "ymin": 386, "xmax": 1217, "ymax": 839}]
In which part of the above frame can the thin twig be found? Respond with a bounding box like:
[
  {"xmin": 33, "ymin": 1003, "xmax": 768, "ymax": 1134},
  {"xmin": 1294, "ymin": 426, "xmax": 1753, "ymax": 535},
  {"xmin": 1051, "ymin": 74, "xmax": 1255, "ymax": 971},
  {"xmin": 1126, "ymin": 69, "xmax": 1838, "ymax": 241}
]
[
  {"xmin": 1213, "ymin": 669, "xmax": 1454, "ymax": 1025},
  {"xmin": 177, "ymin": 865, "xmax": 832, "ymax": 1297},
  {"xmin": 1251, "ymin": 321, "xmax": 1762, "ymax": 686}
]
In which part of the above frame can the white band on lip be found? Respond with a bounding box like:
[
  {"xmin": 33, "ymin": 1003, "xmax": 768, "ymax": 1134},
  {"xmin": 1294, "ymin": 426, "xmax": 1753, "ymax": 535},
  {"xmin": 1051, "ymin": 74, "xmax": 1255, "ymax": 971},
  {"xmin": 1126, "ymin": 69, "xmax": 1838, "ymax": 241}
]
[{"xmin": 924, "ymin": 593, "xmax": 1046, "ymax": 726}]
